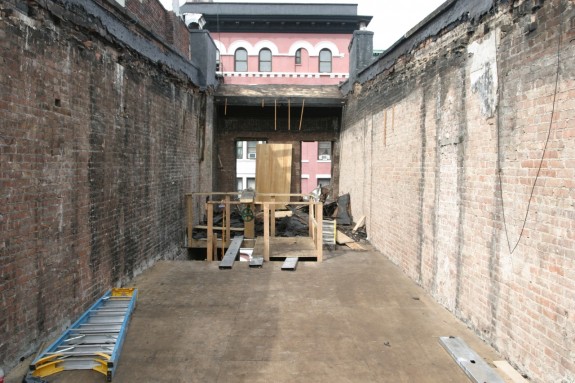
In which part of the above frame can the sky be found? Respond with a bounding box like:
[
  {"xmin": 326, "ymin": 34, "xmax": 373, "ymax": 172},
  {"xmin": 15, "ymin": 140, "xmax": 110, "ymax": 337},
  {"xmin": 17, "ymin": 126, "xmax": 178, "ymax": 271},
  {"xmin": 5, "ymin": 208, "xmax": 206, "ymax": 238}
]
[{"xmin": 159, "ymin": 0, "xmax": 447, "ymax": 50}]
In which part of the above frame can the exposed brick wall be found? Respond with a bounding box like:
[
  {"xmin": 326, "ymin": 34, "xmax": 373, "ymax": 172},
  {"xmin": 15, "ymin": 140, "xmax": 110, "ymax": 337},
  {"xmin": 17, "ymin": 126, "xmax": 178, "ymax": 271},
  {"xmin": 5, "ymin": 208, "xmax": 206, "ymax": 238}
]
[
  {"xmin": 340, "ymin": 0, "xmax": 575, "ymax": 382},
  {"xmin": 214, "ymin": 105, "xmax": 340, "ymax": 195},
  {"xmin": 0, "ymin": 0, "xmax": 211, "ymax": 371}
]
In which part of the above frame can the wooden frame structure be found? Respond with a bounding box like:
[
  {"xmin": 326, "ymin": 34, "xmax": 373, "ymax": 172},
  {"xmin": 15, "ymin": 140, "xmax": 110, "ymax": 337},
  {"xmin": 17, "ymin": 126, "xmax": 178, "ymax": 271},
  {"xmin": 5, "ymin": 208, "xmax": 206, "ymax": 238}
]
[{"xmin": 185, "ymin": 192, "xmax": 323, "ymax": 262}]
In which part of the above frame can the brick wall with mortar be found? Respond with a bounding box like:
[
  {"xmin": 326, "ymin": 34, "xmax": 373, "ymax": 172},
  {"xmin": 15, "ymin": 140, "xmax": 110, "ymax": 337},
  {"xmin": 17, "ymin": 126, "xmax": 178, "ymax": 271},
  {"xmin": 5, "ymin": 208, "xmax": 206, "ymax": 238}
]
[
  {"xmin": 0, "ymin": 0, "xmax": 212, "ymax": 371},
  {"xmin": 215, "ymin": 105, "xmax": 341, "ymax": 195},
  {"xmin": 340, "ymin": 0, "xmax": 574, "ymax": 381}
]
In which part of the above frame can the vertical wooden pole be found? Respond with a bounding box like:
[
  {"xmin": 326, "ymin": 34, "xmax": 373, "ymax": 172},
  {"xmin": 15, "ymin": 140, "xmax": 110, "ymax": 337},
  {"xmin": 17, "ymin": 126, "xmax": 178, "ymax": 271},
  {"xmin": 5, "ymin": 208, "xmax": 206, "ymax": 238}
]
[
  {"xmin": 270, "ymin": 196, "xmax": 276, "ymax": 237},
  {"xmin": 308, "ymin": 201, "xmax": 314, "ymax": 239},
  {"xmin": 225, "ymin": 195, "xmax": 231, "ymax": 246},
  {"xmin": 274, "ymin": 99, "xmax": 277, "ymax": 130},
  {"xmin": 264, "ymin": 202, "xmax": 270, "ymax": 262},
  {"xmin": 316, "ymin": 202, "xmax": 323, "ymax": 262},
  {"xmin": 288, "ymin": 98, "xmax": 291, "ymax": 131},
  {"xmin": 186, "ymin": 194, "xmax": 193, "ymax": 247},
  {"xmin": 207, "ymin": 202, "xmax": 214, "ymax": 262},
  {"xmin": 244, "ymin": 203, "xmax": 255, "ymax": 239}
]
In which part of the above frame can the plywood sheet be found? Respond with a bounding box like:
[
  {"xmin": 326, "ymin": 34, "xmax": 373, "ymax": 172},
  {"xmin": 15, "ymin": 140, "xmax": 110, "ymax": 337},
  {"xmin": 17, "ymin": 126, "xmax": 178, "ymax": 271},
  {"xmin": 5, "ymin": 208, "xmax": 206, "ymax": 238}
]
[{"xmin": 255, "ymin": 143, "xmax": 292, "ymax": 204}]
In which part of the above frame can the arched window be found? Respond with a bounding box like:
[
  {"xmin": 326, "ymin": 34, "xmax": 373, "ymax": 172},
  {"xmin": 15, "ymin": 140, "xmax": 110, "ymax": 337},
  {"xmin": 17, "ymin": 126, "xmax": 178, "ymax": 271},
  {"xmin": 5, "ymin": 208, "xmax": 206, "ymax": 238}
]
[
  {"xmin": 295, "ymin": 48, "xmax": 302, "ymax": 65},
  {"xmin": 319, "ymin": 48, "xmax": 332, "ymax": 73},
  {"xmin": 259, "ymin": 48, "xmax": 272, "ymax": 72},
  {"xmin": 235, "ymin": 48, "xmax": 248, "ymax": 72}
]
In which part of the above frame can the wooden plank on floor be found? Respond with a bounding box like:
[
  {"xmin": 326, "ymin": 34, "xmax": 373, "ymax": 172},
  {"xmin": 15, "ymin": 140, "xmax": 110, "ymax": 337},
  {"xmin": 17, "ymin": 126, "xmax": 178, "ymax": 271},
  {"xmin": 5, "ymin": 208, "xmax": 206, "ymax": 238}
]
[
  {"xmin": 352, "ymin": 215, "xmax": 366, "ymax": 233},
  {"xmin": 219, "ymin": 236, "xmax": 244, "ymax": 269},
  {"xmin": 493, "ymin": 361, "xmax": 528, "ymax": 383},
  {"xmin": 439, "ymin": 336, "xmax": 505, "ymax": 383},
  {"xmin": 346, "ymin": 242, "xmax": 367, "ymax": 251},
  {"xmin": 336, "ymin": 230, "xmax": 354, "ymax": 244},
  {"xmin": 281, "ymin": 257, "xmax": 298, "ymax": 271}
]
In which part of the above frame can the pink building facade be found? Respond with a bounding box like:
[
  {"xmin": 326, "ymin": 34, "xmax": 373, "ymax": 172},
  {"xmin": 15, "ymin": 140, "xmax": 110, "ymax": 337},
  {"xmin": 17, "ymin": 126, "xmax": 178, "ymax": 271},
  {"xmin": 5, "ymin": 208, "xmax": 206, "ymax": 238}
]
[{"xmin": 214, "ymin": 33, "xmax": 351, "ymax": 85}]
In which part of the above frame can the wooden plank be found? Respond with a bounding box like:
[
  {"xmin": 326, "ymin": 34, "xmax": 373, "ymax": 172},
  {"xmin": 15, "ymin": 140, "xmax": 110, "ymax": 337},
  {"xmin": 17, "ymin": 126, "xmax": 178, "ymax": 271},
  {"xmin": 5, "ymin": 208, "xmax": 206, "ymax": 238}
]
[
  {"xmin": 316, "ymin": 202, "xmax": 323, "ymax": 262},
  {"xmin": 207, "ymin": 203, "xmax": 214, "ymax": 262},
  {"xmin": 244, "ymin": 203, "xmax": 255, "ymax": 239},
  {"xmin": 219, "ymin": 236, "xmax": 244, "ymax": 269},
  {"xmin": 281, "ymin": 257, "xmax": 298, "ymax": 271},
  {"xmin": 193, "ymin": 225, "xmax": 244, "ymax": 231},
  {"xmin": 186, "ymin": 194, "xmax": 193, "ymax": 247},
  {"xmin": 336, "ymin": 230, "xmax": 354, "ymax": 244},
  {"xmin": 346, "ymin": 242, "xmax": 367, "ymax": 251},
  {"xmin": 439, "ymin": 336, "xmax": 505, "ymax": 383},
  {"xmin": 493, "ymin": 361, "xmax": 528, "ymax": 383},
  {"xmin": 270, "ymin": 196, "xmax": 276, "ymax": 237},
  {"xmin": 352, "ymin": 215, "xmax": 366, "ymax": 233},
  {"xmin": 274, "ymin": 210, "xmax": 292, "ymax": 218},
  {"xmin": 255, "ymin": 144, "xmax": 292, "ymax": 205},
  {"xmin": 263, "ymin": 202, "xmax": 270, "ymax": 262}
]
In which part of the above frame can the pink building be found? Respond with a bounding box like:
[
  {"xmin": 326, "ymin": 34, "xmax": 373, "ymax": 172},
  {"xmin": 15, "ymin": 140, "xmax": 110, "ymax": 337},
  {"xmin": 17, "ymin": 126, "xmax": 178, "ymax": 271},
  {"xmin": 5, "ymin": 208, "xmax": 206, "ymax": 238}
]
[{"xmin": 180, "ymin": 1, "xmax": 372, "ymax": 194}]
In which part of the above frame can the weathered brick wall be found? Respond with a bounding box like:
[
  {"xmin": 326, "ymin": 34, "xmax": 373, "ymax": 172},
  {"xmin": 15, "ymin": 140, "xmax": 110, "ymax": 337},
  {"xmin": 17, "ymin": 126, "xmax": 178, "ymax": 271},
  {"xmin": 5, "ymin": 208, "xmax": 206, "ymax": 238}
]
[
  {"xmin": 340, "ymin": 0, "xmax": 574, "ymax": 381},
  {"xmin": 0, "ymin": 0, "xmax": 211, "ymax": 371},
  {"xmin": 214, "ymin": 105, "xmax": 340, "ymax": 194}
]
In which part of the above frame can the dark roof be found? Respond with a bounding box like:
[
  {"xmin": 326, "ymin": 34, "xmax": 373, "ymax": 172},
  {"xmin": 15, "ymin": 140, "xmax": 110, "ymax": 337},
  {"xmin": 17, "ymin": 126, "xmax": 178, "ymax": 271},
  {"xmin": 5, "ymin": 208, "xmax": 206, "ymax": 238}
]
[
  {"xmin": 179, "ymin": 2, "xmax": 372, "ymax": 33},
  {"xmin": 215, "ymin": 84, "xmax": 345, "ymax": 107}
]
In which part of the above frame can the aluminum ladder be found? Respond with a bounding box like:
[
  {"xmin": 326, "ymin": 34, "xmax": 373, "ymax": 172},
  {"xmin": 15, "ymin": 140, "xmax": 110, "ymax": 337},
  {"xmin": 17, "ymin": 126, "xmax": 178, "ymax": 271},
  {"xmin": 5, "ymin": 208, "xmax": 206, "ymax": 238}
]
[{"xmin": 28, "ymin": 288, "xmax": 137, "ymax": 382}]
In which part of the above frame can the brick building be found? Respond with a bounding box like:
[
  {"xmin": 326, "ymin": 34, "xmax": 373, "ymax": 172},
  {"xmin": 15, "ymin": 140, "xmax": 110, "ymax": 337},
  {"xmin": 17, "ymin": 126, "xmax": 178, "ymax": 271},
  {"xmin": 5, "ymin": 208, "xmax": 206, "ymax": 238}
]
[
  {"xmin": 1, "ymin": 0, "xmax": 574, "ymax": 382},
  {"xmin": 179, "ymin": 1, "xmax": 373, "ymax": 195}
]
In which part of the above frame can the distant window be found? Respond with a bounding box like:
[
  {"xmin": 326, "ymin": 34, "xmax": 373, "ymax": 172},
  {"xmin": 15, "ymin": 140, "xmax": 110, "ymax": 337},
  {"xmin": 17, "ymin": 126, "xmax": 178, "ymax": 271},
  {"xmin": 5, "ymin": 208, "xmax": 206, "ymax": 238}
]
[
  {"xmin": 236, "ymin": 141, "xmax": 244, "ymax": 159},
  {"xmin": 237, "ymin": 178, "xmax": 243, "ymax": 191},
  {"xmin": 295, "ymin": 48, "xmax": 302, "ymax": 65},
  {"xmin": 319, "ymin": 48, "xmax": 332, "ymax": 73},
  {"xmin": 317, "ymin": 178, "xmax": 331, "ymax": 187},
  {"xmin": 247, "ymin": 177, "xmax": 256, "ymax": 190},
  {"xmin": 235, "ymin": 48, "xmax": 248, "ymax": 72},
  {"xmin": 247, "ymin": 141, "xmax": 257, "ymax": 159},
  {"xmin": 259, "ymin": 48, "xmax": 272, "ymax": 72},
  {"xmin": 318, "ymin": 141, "xmax": 331, "ymax": 160}
]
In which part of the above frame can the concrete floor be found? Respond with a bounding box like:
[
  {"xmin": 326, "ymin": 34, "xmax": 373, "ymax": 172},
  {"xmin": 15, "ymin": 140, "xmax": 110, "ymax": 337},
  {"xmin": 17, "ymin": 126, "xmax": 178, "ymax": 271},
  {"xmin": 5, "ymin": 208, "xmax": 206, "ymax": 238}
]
[{"xmin": 9, "ymin": 246, "xmax": 514, "ymax": 383}]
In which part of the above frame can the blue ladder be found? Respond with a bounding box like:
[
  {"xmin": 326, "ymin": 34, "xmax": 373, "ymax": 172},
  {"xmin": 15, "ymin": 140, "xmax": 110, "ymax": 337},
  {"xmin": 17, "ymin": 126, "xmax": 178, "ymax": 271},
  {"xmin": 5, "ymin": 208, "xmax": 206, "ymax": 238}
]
[{"xmin": 28, "ymin": 288, "xmax": 137, "ymax": 382}]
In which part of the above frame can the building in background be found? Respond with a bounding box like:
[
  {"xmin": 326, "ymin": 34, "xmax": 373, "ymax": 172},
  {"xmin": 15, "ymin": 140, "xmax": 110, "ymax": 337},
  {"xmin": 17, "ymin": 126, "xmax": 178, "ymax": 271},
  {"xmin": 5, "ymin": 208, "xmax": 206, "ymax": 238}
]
[{"xmin": 179, "ymin": 1, "xmax": 373, "ymax": 194}]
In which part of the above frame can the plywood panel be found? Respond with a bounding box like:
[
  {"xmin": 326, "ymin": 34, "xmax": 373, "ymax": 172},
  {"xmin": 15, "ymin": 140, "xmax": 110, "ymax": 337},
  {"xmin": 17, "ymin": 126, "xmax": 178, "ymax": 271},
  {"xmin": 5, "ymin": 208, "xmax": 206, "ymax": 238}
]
[{"xmin": 255, "ymin": 144, "xmax": 292, "ymax": 203}]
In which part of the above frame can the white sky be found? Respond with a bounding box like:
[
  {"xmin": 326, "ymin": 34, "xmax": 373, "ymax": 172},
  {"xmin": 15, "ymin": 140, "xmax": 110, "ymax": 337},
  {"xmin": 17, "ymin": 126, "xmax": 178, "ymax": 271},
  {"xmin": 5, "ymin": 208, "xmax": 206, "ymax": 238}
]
[{"xmin": 160, "ymin": 0, "xmax": 447, "ymax": 50}]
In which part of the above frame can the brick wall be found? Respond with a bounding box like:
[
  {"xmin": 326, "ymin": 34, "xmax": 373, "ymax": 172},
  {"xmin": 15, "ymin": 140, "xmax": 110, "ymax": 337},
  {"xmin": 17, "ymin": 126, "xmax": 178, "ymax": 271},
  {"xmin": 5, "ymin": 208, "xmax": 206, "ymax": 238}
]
[
  {"xmin": 340, "ymin": 0, "xmax": 575, "ymax": 381},
  {"xmin": 0, "ymin": 0, "xmax": 211, "ymax": 371},
  {"xmin": 214, "ymin": 105, "xmax": 341, "ymax": 194}
]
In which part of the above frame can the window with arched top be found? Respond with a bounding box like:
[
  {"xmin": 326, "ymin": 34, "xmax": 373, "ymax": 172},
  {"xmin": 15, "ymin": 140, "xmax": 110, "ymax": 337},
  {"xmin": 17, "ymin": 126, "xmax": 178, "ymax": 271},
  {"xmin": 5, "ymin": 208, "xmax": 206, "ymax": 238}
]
[
  {"xmin": 259, "ymin": 48, "xmax": 272, "ymax": 72},
  {"xmin": 295, "ymin": 48, "xmax": 302, "ymax": 65},
  {"xmin": 235, "ymin": 48, "xmax": 248, "ymax": 72},
  {"xmin": 319, "ymin": 48, "xmax": 332, "ymax": 73}
]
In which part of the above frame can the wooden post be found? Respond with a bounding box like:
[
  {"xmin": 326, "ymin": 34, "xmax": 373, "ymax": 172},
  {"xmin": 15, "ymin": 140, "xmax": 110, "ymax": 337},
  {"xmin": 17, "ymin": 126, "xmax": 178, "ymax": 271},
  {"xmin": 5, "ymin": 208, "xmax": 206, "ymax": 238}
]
[
  {"xmin": 308, "ymin": 201, "xmax": 314, "ymax": 239},
  {"xmin": 299, "ymin": 99, "xmax": 305, "ymax": 130},
  {"xmin": 288, "ymin": 98, "xmax": 291, "ymax": 131},
  {"xmin": 270, "ymin": 196, "xmax": 276, "ymax": 237},
  {"xmin": 316, "ymin": 202, "xmax": 323, "ymax": 262},
  {"xmin": 225, "ymin": 195, "xmax": 231, "ymax": 246},
  {"xmin": 264, "ymin": 202, "xmax": 270, "ymax": 262},
  {"xmin": 207, "ymin": 202, "xmax": 214, "ymax": 261},
  {"xmin": 186, "ymin": 194, "xmax": 193, "ymax": 248},
  {"xmin": 244, "ymin": 203, "xmax": 255, "ymax": 239}
]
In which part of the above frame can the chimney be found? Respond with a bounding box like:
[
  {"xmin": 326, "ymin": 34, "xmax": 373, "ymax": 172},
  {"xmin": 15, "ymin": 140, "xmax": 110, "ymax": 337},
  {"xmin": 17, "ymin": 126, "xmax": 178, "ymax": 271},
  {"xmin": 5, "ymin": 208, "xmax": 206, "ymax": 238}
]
[{"xmin": 348, "ymin": 30, "xmax": 374, "ymax": 86}]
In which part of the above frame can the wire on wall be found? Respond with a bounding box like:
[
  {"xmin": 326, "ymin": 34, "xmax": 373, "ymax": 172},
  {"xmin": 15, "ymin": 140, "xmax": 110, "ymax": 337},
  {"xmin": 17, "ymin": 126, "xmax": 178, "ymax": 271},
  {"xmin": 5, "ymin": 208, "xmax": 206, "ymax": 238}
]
[{"xmin": 496, "ymin": 8, "xmax": 563, "ymax": 255}]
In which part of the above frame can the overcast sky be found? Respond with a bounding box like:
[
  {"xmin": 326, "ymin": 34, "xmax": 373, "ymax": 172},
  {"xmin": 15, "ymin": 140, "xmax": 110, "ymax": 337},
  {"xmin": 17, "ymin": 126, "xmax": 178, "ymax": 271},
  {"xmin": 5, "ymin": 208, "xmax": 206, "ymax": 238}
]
[{"xmin": 160, "ymin": 0, "xmax": 447, "ymax": 50}]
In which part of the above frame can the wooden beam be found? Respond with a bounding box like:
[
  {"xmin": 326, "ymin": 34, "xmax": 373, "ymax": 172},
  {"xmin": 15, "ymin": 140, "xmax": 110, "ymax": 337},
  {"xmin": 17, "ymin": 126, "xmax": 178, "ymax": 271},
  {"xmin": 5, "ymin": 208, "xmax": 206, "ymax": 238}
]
[
  {"xmin": 270, "ymin": 196, "xmax": 276, "ymax": 237},
  {"xmin": 299, "ymin": 98, "xmax": 305, "ymax": 130},
  {"xmin": 263, "ymin": 202, "xmax": 270, "ymax": 262},
  {"xmin": 207, "ymin": 202, "xmax": 214, "ymax": 261},
  {"xmin": 336, "ymin": 230, "xmax": 354, "ymax": 244},
  {"xmin": 186, "ymin": 194, "xmax": 193, "ymax": 247},
  {"xmin": 316, "ymin": 202, "xmax": 323, "ymax": 262},
  {"xmin": 352, "ymin": 216, "xmax": 366, "ymax": 233}
]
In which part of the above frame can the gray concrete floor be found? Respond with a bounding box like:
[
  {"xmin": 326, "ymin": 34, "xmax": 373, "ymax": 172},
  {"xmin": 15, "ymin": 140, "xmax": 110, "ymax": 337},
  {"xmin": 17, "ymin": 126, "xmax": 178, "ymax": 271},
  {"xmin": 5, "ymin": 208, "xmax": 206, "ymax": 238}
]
[{"xmin": 9, "ymin": 246, "xmax": 513, "ymax": 383}]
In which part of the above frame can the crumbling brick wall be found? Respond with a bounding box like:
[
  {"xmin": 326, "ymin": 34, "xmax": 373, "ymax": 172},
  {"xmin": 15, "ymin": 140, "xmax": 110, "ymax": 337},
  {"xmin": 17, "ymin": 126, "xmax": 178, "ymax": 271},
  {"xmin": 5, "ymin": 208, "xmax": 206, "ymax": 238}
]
[
  {"xmin": 340, "ymin": 0, "xmax": 574, "ymax": 381},
  {"xmin": 0, "ymin": 0, "xmax": 211, "ymax": 371}
]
